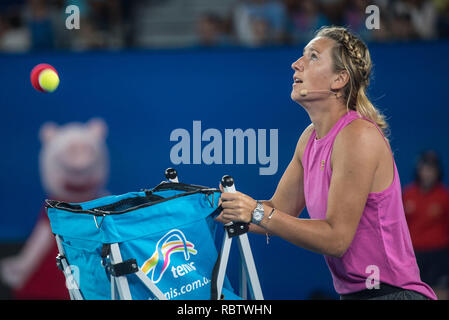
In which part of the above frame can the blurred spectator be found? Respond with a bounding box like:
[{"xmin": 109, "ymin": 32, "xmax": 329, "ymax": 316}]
[
  {"xmin": 71, "ymin": 17, "xmax": 107, "ymax": 50},
  {"xmin": 435, "ymin": 0, "xmax": 449, "ymax": 38},
  {"xmin": 47, "ymin": 0, "xmax": 92, "ymax": 50},
  {"xmin": 62, "ymin": 0, "xmax": 125, "ymax": 51},
  {"xmin": 250, "ymin": 16, "xmax": 271, "ymax": 46},
  {"xmin": 343, "ymin": 0, "xmax": 374, "ymax": 41},
  {"xmin": 24, "ymin": 0, "xmax": 56, "ymax": 50},
  {"xmin": 395, "ymin": 0, "xmax": 438, "ymax": 40},
  {"xmin": 0, "ymin": 0, "xmax": 448, "ymax": 52},
  {"xmin": 403, "ymin": 150, "xmax": 449, "ymax": 300},
  {"xmin": 233, "ymin": 0, "xmax": 288, "ymax": 47},
  {"xmin": 86, "ymin": 0, "xmax": 124, "ymax": 49},
  {"xmin": 0, "ymin": 7, "xmax": 31, "ymax": 52},
  {"xmin": 319, "ymin": 0, "xmax": 345, "ymax": 26},
  {"xmin": 196, "ymin": 12, "xmax": 231, "ymax": 47},
  {"xmin": 390, "ymin": 1, "xmax": 420, "ymax": 40},
  {"xmin": 284, "ymin": 0, "xmax": 329, "ymax": 44}
]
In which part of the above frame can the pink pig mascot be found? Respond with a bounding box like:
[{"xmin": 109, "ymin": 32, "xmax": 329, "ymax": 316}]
[{"xmin": 0, "ymin": 118, "xmax": 110, "ymax": 299}]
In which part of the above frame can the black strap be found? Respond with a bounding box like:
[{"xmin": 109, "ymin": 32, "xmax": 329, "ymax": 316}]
[
  {"xmin": 210, "ymin": 251, "xmax": 223, "ymax": 300},
  {"xmin": 224, "ymin": 222, "xmax": 249, "ymax": 238},
  {"xmin": 45, "ymin": 200, "xmax": 82, "ymax": 210},
  {"xmin": 210, "ymin": 204, "xmax": 223, "ymax": 219},
  {"xmin": 106, "ymin": 259, "xmax": 139, "ymax": 277},
  {"xmin": 101, "ymin": 244, "xmax": 110, "ymax": 258},
  {"xmin": 101, "ymin": 244, "xmax": 138, "ymax": 277}
]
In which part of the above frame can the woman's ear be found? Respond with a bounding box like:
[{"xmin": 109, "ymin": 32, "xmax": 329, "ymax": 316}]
[{"xmin": 331, "ymin": 70, "xmax": 350, "ymax": 91}]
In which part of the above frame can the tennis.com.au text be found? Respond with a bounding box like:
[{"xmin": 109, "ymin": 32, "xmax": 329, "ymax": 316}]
[{"xmin": 177, "ymin": 304, "xmax": 272, "ymax": 318}]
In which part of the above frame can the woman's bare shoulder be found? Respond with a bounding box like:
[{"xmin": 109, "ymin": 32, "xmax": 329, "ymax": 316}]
[
  {"xmin": 333, "ymin": 119, "xmax": 386, "ymax": 162},
  {"xmin": 338, "ymin": 119, "xmax": 384, "ymax": 146}
]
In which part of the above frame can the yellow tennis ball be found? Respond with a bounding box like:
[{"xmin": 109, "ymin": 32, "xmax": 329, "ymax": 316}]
[{"xmin": 38, "ymin": 69, "xmax": 60, "ymax": 92}]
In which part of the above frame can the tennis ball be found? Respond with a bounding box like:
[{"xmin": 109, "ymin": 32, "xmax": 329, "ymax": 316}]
[
  {"xmin": 39, "ymin": 69, "xmax": 59, "ymax": 92},
  {"xmin": 30, "ymin": 63, "xmax": 60, "ymax": 93}
]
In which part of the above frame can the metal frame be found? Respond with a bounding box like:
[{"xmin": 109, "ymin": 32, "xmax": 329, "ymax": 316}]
[
  {"xmin": 55, "ymin": 235, "xmax": 84, "ymax": 300},
  {"xmin": 214, "ymin": 224, "xmax": 264, "ymax": 300},
  {"xmin": 54, "ymin": 235, "xmax": 167, "ymax": 300},
  {"xmin": 214, "ymin": 178, "xmax": 264, "ymax": 300}
]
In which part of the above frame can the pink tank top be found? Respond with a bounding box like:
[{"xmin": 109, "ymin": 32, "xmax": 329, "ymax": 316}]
[{"xmin": 302, "ymin": 110, "xmax": 436, "ymax": 299}]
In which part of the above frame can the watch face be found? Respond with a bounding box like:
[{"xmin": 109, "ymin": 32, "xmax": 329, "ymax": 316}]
[{"xmin": 254, "ymin": 211, "xmax": 263, "ymax": 221}]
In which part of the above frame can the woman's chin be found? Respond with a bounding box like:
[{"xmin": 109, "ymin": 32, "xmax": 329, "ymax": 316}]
[{"xmin": 291, "ymin": 90, "xmax": 303, "ymax": 103}]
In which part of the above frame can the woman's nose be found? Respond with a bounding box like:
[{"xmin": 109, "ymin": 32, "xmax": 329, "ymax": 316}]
[{"xmin": 291, "ymin": 57, "xmax": 304, "ymax": 71}]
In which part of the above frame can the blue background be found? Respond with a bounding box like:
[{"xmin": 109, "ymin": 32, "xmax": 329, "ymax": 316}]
[{"xmin": 1, "ymin": 41, "xmax": 448, "ymax": 299}]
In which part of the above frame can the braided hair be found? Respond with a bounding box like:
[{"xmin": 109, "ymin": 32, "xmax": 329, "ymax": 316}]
[{"xmin": 315, "ymin": 26, "xmax": 389, "ymax": 136}]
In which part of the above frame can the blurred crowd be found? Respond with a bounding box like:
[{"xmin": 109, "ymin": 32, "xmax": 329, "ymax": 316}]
[
  {"xmin": 0, "ymin": 0, "xmax": 448, "ymax": 52},
  {"xmin": 403, "ymin": 150, "xmax": 449, "ymax": 300}
]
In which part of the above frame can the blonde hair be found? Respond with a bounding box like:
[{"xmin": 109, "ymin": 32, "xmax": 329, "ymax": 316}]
[{"xmin": 315, "ymin": 26, "xmax": 389, "ymax": 136}]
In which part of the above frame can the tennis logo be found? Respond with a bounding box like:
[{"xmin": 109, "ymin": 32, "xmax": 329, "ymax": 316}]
[{"xmin": 141, "ymin": 229, "xmax": 197, "ymax": 284}]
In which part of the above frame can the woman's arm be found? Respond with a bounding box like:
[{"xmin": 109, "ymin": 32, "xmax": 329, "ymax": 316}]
[
  {"xmin": 247, "ymin": 151, "xmax": 306, "ymax": 234},
  {"xmin": 268, "ymin": 124, "xmax": 315, "ymax": 217},
  {"xmin": 216, "ymin": 124, "xmax": 313, "ymax": 233},
  {"xmin": 219, "ymin": 121, "xmax": 381, "ymax": 257}
]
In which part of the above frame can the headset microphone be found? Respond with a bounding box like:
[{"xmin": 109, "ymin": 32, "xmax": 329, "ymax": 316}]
[{"xmin": 299, "ymin": 89, "xmax": 342, "ymax": 97}]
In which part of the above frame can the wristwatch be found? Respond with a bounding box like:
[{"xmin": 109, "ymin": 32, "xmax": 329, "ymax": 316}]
[{"xmin": 251, "ymin": 201, "xmax": 265, "ymax": 225}]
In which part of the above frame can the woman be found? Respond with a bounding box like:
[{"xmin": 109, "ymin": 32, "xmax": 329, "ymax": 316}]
[
  {"xmin": 404, "ymin": 151, "xmax": 449, "ymax": 300},
  {"xmin": 217, "ymin": 26, "xmax": 437, "ymax": 300}
]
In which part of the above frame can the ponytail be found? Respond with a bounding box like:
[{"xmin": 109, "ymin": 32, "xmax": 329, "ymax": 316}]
[
  {"xmin": 316, "ymin": 26, "xmax": 389, "ymax": 137},
  {"xmin": 355, "ymin": 86, "xmax": 389, "ymax": 137}
]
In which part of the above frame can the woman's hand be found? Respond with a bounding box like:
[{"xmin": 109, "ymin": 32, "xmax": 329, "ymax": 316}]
[{"xmin": 215, "ymin": 184, "xmax": 258, "ymax": 224}]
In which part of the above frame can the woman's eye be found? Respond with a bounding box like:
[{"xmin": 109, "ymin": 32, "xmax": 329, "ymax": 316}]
[{"xmin": 311, "ymin": 53, "xmax": 318, "ymax": 60}]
